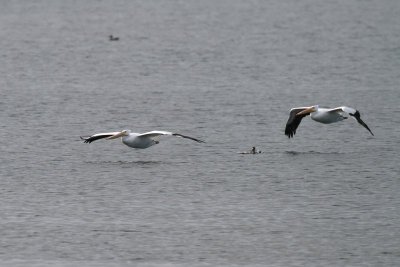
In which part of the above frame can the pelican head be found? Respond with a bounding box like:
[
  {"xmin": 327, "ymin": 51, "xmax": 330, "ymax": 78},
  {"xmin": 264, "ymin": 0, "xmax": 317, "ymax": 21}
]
[
  {"xmin": 297, "ymin": 105, "xmax": 318, "ymax": 116},
  {"xmin": 122, "ymin": 129, "xmax": 131, "ymax": 135},
  {"xmin": 107, "ymin": 129, "xmax": 130, "ymax": 140}
]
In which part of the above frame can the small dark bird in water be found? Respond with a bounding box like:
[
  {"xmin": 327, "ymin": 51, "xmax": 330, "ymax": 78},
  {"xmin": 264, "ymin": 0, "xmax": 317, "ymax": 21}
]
[
  {"xmin": 238, "ymin": 146, "xmax": 262, "ymax": 154},
  {"xmin": 109, "ymin": 35, "xmax": 119, "ymax": 41},
  {"xmin": 250, "ymin": 147, "xmax": 261, "ymax": 154}
]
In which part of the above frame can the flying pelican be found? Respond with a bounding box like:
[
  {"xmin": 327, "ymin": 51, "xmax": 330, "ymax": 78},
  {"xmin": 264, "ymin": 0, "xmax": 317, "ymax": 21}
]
[
  {"xmin": 80, "ymin": 130, "xmax": 204, "ymax": 149},
  {"xmin": 285, "ymin": 105, "xmax": 374, "ymax": 138}
]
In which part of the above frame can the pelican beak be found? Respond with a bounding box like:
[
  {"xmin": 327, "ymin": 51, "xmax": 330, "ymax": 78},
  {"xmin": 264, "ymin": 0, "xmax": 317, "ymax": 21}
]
[
  {"xmin": 296, "ymin": 106, "xmax": 316, "ymax": 116},
  {"xmin": 107, "ymin": 131, "xmax": 127, "ymax": 140}
]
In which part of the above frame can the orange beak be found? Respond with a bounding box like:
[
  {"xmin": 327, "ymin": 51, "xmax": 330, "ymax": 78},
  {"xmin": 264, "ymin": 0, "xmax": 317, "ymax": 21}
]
[
  {"xmin": 107, "ymin": 131, "xmax": 127, "ymax": 140},
  {"xmin": 296, "ymin": 106, "xmax": 316, "ymax": 116}
]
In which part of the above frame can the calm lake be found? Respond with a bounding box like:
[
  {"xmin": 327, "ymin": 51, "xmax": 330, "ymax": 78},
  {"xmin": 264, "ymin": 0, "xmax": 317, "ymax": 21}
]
[{"xmin": 1, "ymin": 1, "xmax": 399, "ymax": 266}]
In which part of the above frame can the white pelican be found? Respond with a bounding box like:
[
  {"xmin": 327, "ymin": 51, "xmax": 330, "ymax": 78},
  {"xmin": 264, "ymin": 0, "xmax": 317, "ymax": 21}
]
[
  {"xmin": 285, "ymin": 105, "xmax": 374, "ymax": 138},
  {"xmin": 80, "ymin": 130, "xmax": 204, "ymax": 149}
]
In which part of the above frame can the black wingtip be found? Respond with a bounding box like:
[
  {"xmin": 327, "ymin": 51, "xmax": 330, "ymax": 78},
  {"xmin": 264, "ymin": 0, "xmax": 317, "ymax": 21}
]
[
  {"xmin": 192, "ymin": 137, "xmax": 206, "ymax": 143},
  {"xmin": 284, "ymin": 108, "xmax": 308, "ymax": 139},
  {"xmin": 80, "ymin": 136, "xmax": 91, "ymax": 143},
  {"xmin": 195, "ymin": 138, "xmax": 206, "ymax": 143},
  {"xmin": 351, "ymin": 111, "xmax": 374, "ymax": 136},
  {"xmin": 172, "ymin": 133, "xmax": 205, "ymax": 143},
  {"xmin": 284, "ymin": 129, "xmax": 295, "ymax": 138}
]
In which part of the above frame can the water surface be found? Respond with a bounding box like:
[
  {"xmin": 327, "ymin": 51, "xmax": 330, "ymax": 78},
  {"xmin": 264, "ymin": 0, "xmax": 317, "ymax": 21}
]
[{"xmin": 1, "ymin": 1, "xmax": 400, "ymax": 266}]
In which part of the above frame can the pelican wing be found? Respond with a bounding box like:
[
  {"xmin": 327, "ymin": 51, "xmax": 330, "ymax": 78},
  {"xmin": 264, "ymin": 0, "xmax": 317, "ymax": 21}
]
[
  {"xmin": 285, "ymin": 108, "xmax": 311, "ymax": 138},
  {"xmin": 327, "ymin": 107, "xmax": 346, "ymax": 113},
  {"xmin": 138, "ymin": 131, "xmax": 173, "ymax": 138},
  {"xmin": 349, "ymin": 111, "xmax": 374, "ymax": 136},
  {"xmin": 324, "ymin": 107, "xmax": 354, "ymax": 116},
  {"xmin": 172, "ymin": 133, "xmax": 205, "ymax": 143},
  {"xmin": 327, "ymin": 107, "xmax": 374, "ymax": 136},
  {"xmin": 138, "ymin": 131, "xmax": 205, "ymax": 143},
  {"xmin": 80, "ymin": 132, "xmax": 121, "ymax": 143}
]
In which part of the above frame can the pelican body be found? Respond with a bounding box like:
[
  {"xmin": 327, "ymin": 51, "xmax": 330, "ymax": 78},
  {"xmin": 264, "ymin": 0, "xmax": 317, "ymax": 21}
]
[
  {"xmin": 285, "ymin": 105, "xmax": 374, "ymax": 138},
  {"xmin": 120, "ymin": 132, "xmax": 158, "ymax": 149},
  {"xmin": 81, "ymin": 130, "xmax": 204, "ymax": 149},
  {"xmin": 309, "ymin": 107, "xmax": 349, "ymax": 124}
]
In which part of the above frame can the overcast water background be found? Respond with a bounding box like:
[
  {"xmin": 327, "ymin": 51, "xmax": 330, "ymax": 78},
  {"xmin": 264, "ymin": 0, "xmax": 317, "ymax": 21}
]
[{"xmin": 1, "ymin": 0, "xmax": 400, "ymax": 266}]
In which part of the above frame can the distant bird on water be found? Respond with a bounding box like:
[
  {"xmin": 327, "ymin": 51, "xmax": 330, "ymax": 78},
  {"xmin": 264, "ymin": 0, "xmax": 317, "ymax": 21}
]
[
  {"xmin": 81, "ymin": 130, "xmax": 204, "ymax": 149},
  {"xmin": 109, "ymin": 35, "xmax": 119, "ymax": 41},
  {"xmin": 238, "ymin": 146, "xmax": 262, "ymax": 154},
  {"xmin": 285, "ymin": 105, "xmax": 374, "ymax": 138}
]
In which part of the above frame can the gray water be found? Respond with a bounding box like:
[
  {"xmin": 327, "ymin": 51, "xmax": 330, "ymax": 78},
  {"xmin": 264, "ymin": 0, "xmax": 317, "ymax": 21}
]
[{"xmin": 1, "ymin": 1, "xmax": 400, "ymax": 266}]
